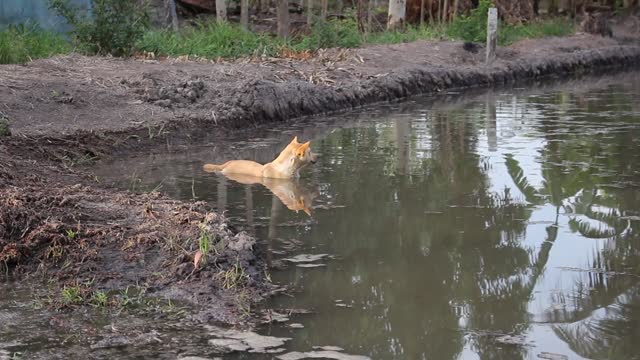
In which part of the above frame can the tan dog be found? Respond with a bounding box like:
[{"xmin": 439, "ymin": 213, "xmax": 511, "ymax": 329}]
[{"xmin": 203, "ymin": 137, "xmax": 318, "ymax": 179}]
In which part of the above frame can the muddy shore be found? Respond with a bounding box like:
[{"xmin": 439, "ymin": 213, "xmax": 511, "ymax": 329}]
[{"xmin": 1, "ymin": 23, "xmax": 640, "ymax": 326}]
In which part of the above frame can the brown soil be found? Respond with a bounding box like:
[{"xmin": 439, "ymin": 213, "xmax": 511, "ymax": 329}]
[{"xmin": 1, "ymin": 19, "xmax": 639, "ymax": 325}]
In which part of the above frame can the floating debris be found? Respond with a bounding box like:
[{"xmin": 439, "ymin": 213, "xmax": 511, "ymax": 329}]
[
  {"xmin": 557, "ymin": 266, "xmax": 640, "ymax": 278},
  {"xmin": 283, "ymin": 254, "xmax": 329, "ymax": 263},
  {"xmin": 313, "ymin": 346, "xmax": 344, "ymax": 351},
  {"xmin": 297, "ymin": 263, "xmax": 326, "ymax": 268},
  {"xmin": 206, "ymin": 326, "xmax": 290, "ymax": 353},
  {"xmin": 90, "ymin": 331, "xmax": 162, "ymax": 349},
  {"xmin": 277, "ymin": 350, "xmax": 371, "ymax": 360},
  {"xmin": 288, "ymin": 323, "xmax": 305, "ymax": 329},
  {"xmin": 260, "ymin": 310, "xmax": 290, "ymax": 324},
  {"xmin": 537, "ymin": 352, "xmax": 569, "ymax": 360},
  {"xmin": 620, "ymin": 215, "xmax": 640, "ymax": 221},
  {"xmin": 495, "ymin": 334, "xmax": 531, "ymax": 346}
]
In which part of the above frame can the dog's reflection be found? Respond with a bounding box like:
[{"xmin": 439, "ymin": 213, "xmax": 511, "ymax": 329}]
[{"xmin": 220, "ymin": 172, "xmax": 317, "ymax": 216}]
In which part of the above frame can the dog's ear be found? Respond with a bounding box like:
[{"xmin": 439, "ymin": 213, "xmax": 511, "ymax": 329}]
[
  {"xmin": 296, "ymin": 141, "xmax": 310, "ymax": 156},
  {"xmin": 303, "ymin": 206, "xmax": 312, "ymax": 217}
]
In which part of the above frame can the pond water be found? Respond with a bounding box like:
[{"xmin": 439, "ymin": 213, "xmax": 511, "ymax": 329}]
[{"xmin": 4, "ymin": 71, "xmax": 640, "ymax": 359}]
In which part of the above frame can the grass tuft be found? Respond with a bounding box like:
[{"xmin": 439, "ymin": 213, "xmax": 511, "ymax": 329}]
[{"xmin": 0, "ymin": 23, "xmax": 70, "ymax": 64}]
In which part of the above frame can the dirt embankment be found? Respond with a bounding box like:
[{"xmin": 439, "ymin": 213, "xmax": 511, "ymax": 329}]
[{"xmin": 1, "ymin": 18, "xmax": 640, "ymax": 324}]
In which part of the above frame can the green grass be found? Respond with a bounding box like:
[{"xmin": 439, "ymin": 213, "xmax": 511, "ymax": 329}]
[
  {"xmin": 137, "ymin": 21, "xmax": 282, "ymax": 59},
  {"xmin": 136, "ymin": 16, "xmax": 573, "ymax": 61},
  {"xmin": 499, "ymin": 18, "xmax": 575, "ymax": 46},
  {"xmin": 0, "ymin": 116, "xmax": 10, "ymax": 137},
  {"xmin": 0, "ymin": 23, "xmax": 70, "ymax": 64},
  {"xmin": 61, "ymin": 286, "xmax": 84, "ymax": 305},
  {"xmin": 1, "ymin": 15, "xmax": 574, "ymax": 64},
  {"xmin": 366, "ymin": 25, "xmax": 447, "ymax": 45}
]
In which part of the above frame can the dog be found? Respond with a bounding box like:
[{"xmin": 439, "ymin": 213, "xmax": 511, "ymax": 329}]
[{"xmin": 203, "ymin": 136, "xmax": 318, "ymax": 179}]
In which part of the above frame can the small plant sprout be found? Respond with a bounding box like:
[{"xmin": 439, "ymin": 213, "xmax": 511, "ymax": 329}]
[
  {"xmin": 65, "ymin": 229, "xmax": 77, "ymax": 240},
  {"xmin": 61, "ymin": 286, "xmax": 83, "ymax": 305},
  {"xmin": 91, "ymin": 291, "xmax": 109, "ymax": 307}
]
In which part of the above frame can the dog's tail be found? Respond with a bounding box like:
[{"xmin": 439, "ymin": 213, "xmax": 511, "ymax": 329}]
[{"xmin": 203, "ymin": 162, "xmax": 229, "ymax": 172}]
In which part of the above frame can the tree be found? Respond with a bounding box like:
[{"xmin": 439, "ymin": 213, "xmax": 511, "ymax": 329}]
[
  {"xmin": 216, "ymin": 0, "xmax": 227, "ymax": 22},
  {"xmin": 241, "ymin": 0, "xmax": 249, "ymax": 29},
  {"xmin": 277, "ymin": 0, "xmax": 289, "ymax": 38},
  {"xmin": 387, "ymin": 0, "xmax": 406, "ymax": 30}
]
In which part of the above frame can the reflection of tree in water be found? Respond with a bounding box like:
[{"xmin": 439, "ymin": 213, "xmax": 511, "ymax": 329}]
[
  {"xmin": 304, "ymin": 109, "xmax": 540, "ymax": 359},
  {"xmin": 553, "ymin": 283, "xmax": 640, "ymax": 360},
  {"xmin": 504, "ymin": 84, "xmax": 640, "ymax": 359}
]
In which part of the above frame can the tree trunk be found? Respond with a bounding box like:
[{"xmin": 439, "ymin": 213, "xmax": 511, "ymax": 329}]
[
  {"xmin": 428, "ymin": 0, "xmax": 433, "ymax": 23},
  {"xmin": 452, "ymin": 0, "xmax": 458, "ymax": 19},
  {"xmin": 277, "ymin": 0, "xmax": 289, "ymax": 38},
  {"xmin": 336, "ymin": 0, "xmax": 344, "ymax": 13},
  {"xmin": 321, "ymin": 0, "xmax": 328, "ymax": 19},
  {"xmin": 420, "ymin": 0, "xmax": 425, "ymax": 25},
  {"xmin": 167, "ymin": 0, "xmax": 179, "ymax": 30},
  {"xmin": 307, "ymin": 0, "xmax": 313, "ymax": 24},
  {"xmin": 442, "ymin": 0, "xmax": 448, "ymax": 22},
  {"xmin": 533, "ymin": 0, "xmax": 539, "ymax": 15},
  {"xmin": 367, "ymin": 0, "xmax": 374, "ymax": 32},
  {"xmin": 260, "ymin": 0, "xmax": 269, "ymax": 13},
  {"xmin": 387, "ymin": 0, "xmax": 406, "ymax": 30},
  {"xmin": 241, "ymin": 0, "xmax": 249, "ymax": 29},
  {"xmin": 216, "ymin": 0, "xmax": 227, "ymax": 22},
  {"xmin": 357, "ymin": 0, "xmax": 368, "ymax": 32}
]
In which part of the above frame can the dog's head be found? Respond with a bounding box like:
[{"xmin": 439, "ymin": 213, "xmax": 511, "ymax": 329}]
[{"xmin": 290, "ymin": 136, "xmax": 318, "ymax": 166}]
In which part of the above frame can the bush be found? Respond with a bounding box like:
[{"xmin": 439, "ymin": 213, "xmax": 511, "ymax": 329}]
[
  {"xmin": 499, "ymin": 18, "xmax": 574, "ymax": 45},
  {"xmin": 292, "ymin": 18, "xmax": 362, "ymax": 51},
  {"xmin": 49, "ymin": 0, "xmax": 149, "ymax": 56},
  {"xmin": 446, "ymin": 0, "xmax": 493, "ymax": 43},
  {"xmin": 0, "ymin": 116, "xmax": 10, "ymax": 137},
  {"xmin": 0, "ymin": 22, "xmax": 70, "ymax": 64},
  {"xmin": 138, "ymin": 21, "xmax": 281, "ymax": 59}
]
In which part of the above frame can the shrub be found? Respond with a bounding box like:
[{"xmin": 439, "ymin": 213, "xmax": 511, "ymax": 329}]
[
  {"xmin": 49, "ymin": 0, "xmax": 150, "ymax": 56},
  {"xmin": 0, "ymin": 22, "xmax": 70, "ymax": 64},
  {"xmin": 0, "ymin": 116, "xmax": 10, "ymax": 137},
  {"xmin": 138, "ymin": 21, "xmax": 281, "ymax": 59},
  {"xmin": 293, "ymin": 18, "xmax": 362, "ymax": 51},
  {"xmin": 446, "ymin": 0, "xmax": 493, "ymax": 43}
]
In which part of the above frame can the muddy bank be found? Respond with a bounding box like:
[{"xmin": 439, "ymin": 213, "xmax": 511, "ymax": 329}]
[{"xmin": 0, "ymin": 146, "xmax": 275, "ymax": 325}]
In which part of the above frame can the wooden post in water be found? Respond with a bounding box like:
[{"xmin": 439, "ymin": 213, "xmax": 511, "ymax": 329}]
[{"xmin": 486, "ymin": 7, "xmax": 498, "ymax": 64}]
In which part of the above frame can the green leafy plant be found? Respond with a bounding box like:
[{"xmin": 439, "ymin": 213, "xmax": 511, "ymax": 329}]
[
  {"xmin": 65, "ymin": 229, "xmax": 77, "ymax": 240},
  {"xmin": 0, "ymin": 115, "xmax": 10, "ymax": 137},
  {"xmin": 446, "ymin": 0, "xmax": 494, "ymax": 43},
  {"xmin": 91, "ymin": 291, "xmax": 109, "ymax": 307},
  {"xmin": 0, "ymin": 22, "xmax": 69, "ymax": 64},
  {"xmin": 49, "ymin": 0, "xmax": 150, "ymax": 56},
  {"xmin": 137, "ymin": 21, "xmax": 280, "ymax": 59},
  {"xmin": 293, "ymin": 18, "xmax": 362, "ymax": 51},
  {"xmin": 61, "ymin": 286, "xmax": 84, "ymax": 305}
]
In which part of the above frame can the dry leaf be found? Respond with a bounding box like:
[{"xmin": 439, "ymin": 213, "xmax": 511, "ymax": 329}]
[{"xmin": 194, "ymin": 250, "xmax": 203, "ymax": 269}]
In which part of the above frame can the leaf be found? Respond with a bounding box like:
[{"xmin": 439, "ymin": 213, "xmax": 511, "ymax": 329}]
[{"xmin": 194, "ymin": 250, "xmax": 203, "ymax": 269}]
